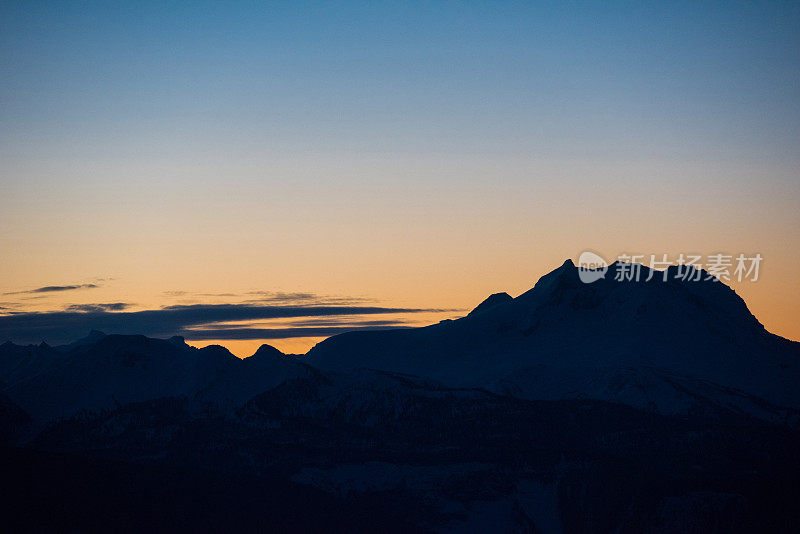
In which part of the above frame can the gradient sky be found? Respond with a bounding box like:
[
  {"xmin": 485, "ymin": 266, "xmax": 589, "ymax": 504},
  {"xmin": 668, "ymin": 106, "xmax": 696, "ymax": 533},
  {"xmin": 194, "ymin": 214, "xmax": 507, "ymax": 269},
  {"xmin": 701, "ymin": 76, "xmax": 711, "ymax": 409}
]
[{"xmin": 1, "ymin": 1, "xmax": 798, "ymax": 356}]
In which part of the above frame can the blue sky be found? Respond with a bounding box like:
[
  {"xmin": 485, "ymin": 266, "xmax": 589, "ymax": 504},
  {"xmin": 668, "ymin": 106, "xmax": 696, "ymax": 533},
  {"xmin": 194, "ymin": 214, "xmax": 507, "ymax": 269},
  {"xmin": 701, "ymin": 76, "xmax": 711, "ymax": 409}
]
[
  {"xmin": 2, "ymin": 1, "xmax": 799, "ymax": 354},
  {"xmin": 3, "ymin": 1, "xmax": 797, "ymax": 162}
]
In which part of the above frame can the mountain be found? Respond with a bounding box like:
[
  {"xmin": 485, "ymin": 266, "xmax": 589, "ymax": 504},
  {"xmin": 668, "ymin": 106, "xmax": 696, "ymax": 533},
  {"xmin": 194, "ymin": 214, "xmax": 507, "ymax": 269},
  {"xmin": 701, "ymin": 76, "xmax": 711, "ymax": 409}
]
[
  {"xmin": 4, "ymin": 260, "xmax": 798, "ymax": 424},
  {"xmin": 23, "ymin": 359, "xmax": 800, "ymax": 533},
  {"xmin": 2, "ymin": 260, "xmax": 799, "ymax": 532},
  {"xmin": 0, "ymin": 333, "xmax": 311, "ymax": 424},
  {"xmin": 468, "ymin": 292, "xmax": 513, "ymax": 316},
  {"xmin": 308, "ymin": 260, "xmax": 800, "ymax": 420}
]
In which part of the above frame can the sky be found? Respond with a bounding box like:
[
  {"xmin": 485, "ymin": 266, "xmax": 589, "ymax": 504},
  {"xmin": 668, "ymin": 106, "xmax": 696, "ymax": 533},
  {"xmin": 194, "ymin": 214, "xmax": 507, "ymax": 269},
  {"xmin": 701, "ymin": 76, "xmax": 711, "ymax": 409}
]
[{"xmin": 1, "ymin": 1, "xmax": 798, "ymax": 356}]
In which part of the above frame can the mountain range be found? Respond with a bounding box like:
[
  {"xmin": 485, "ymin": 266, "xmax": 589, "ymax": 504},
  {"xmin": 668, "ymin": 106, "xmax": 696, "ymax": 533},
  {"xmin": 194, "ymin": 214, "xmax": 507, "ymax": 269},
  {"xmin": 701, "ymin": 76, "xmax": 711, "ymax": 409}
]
[
  {"xmin": 1, "ymin": 260, "xmax": 798, "ymax": 533},
  {"xmin": 310, "ymin": 259, "xmax": 800, "ymax": 420}
]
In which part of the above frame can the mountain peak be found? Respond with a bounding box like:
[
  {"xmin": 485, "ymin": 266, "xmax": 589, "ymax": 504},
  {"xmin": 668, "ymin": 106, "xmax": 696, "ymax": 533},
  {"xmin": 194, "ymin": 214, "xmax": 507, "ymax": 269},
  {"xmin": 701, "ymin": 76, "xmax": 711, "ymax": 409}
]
[
  {"xmin": 469, "ymin": 292, "xmax": 513, "ymax": 316},
  {"xmin": 168, "ymin": 335, "xmax": 188, "ymax": 348},
  {"xmin": 58, "ymin": 329, "xmax": 107, "ymax": 351},
  {"xmin": 250, "ymin": 343, "xmax": 285, "ymax": 360},
  {"xmin": 197, "ymin": 344, "xmax": 237, "ymax": 362}
]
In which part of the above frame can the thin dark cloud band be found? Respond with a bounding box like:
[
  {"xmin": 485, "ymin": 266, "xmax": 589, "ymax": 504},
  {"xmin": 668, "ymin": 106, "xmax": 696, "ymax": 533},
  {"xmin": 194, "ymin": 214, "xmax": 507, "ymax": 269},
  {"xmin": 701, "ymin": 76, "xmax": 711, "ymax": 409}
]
[
  {"xmin": 162, "ymin": 289, "xmax": 372, "ymax": 306},
  {"xmin": 179, "ymin": 325, "xmax": 411, "ymax": 341},
  {"xmin": 0, "ymin": 303, "xmax": 456, "ymax": 346},
  {"xmin": 64, "ymin": 303, "xmax": 131, "ymax": 313},
  {"xmin": 3, "ymin": 283, "xmax": 100, "ymax": 295}
]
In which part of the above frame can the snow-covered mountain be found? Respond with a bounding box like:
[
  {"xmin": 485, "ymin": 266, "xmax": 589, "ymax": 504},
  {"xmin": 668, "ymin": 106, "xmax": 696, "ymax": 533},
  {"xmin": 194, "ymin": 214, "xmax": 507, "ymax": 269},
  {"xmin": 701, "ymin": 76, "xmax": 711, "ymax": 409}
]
[
  {"xmin": 308, "ymin": 260, "xmax": 800, "ymax": 419},
  {"xmin": 3, "ymin": 260, "xmax": 798, "ymax": 425},
  {"xmin": 2, "ymin": 261, "xmax": 800, "ymax": 532},
  {"xmin": 0, "ymin": 332, "xmax": 311, "ymax": 423}
]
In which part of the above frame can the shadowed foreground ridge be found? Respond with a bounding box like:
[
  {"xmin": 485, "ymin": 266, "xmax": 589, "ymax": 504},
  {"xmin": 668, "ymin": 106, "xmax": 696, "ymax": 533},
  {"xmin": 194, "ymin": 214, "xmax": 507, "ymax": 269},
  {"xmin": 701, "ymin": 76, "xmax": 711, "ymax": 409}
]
[{"xmin": 1, "ymin": 260, "xmax": 799, "ymax": 533}]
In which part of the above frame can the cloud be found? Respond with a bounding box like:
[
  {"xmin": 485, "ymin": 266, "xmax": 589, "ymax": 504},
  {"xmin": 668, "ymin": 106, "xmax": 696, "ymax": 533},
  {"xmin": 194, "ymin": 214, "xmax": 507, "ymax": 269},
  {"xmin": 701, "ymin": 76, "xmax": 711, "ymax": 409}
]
[
  {"xmin": 244, "ymin": 291, "xmax": 338, "ymax": 303},
  {"xmin": 162, "ymin": 289, "xmax": 372, "ymax": 306},
  {"xmin": 4, "ymin": 283, "xmax": 100, "ymax": 295},
  {"xmin": 0, "ymin": 303, "xmax": 456, "ymax": 346},
  {"xmin": 179, "ymin": 325, "xmax": 411, "ymax": 340},
  {"xmin": 183, "ymin": 318, "xmax": 410, "ymax": 339},
  {"xmin": 244, "ymin": 294, "xmax": 372, "ymax": 305},
  {"xmin": 162, "ymin": 290, "xmax": 188, "ymax": 297},
  {"xmin": 64, "ymin": 303, "xmax": 132, "ymax": 313},
  {"xmin": 284, "ymin": 318, "xmax": 407, "ymax": 327}
]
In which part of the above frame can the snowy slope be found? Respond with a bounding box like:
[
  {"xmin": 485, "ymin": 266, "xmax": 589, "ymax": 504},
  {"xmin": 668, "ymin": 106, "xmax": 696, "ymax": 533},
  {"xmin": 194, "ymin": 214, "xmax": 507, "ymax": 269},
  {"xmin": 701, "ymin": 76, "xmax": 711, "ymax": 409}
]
[
  {"xmin": 308, "ymin": 260, "xmax": 800, "ymax": 419},
  {"xmin": 2, "ymin": 259, "xmax": 798, "ymax": 424},
  {"xmin": 0, "ymin": 333, "xmax": 309, "ymax": 423}
]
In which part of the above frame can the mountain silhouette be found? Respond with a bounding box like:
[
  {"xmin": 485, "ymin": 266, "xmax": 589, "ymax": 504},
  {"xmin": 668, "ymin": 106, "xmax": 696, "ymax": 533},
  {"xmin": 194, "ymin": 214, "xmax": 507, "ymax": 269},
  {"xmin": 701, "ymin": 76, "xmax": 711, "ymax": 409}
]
[
  {"xmin": 1, "ymin": 260, "xmax": 799, "ymax": 532},
  {"xmin": 2, "ymin": 260, "xmax": 798, "ymax": 425},
  {"xmin": 308, "ymin": 259, "xmax": 800, "ymax": 419},
  {"xmin": 0, "ymin": 333, "xmax": 311, "ymax": 424}
]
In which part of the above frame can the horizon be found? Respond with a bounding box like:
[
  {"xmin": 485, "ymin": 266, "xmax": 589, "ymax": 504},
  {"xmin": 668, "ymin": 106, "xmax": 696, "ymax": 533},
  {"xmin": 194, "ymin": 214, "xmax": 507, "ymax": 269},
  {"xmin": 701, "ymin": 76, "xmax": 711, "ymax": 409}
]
[
  {"xmin": 1, "ymin": 255, "xmax": 793, "ymax": 357},
  {"xmin": 2, "ymin": 2, "xmax": 799, "ymax": 355}
]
